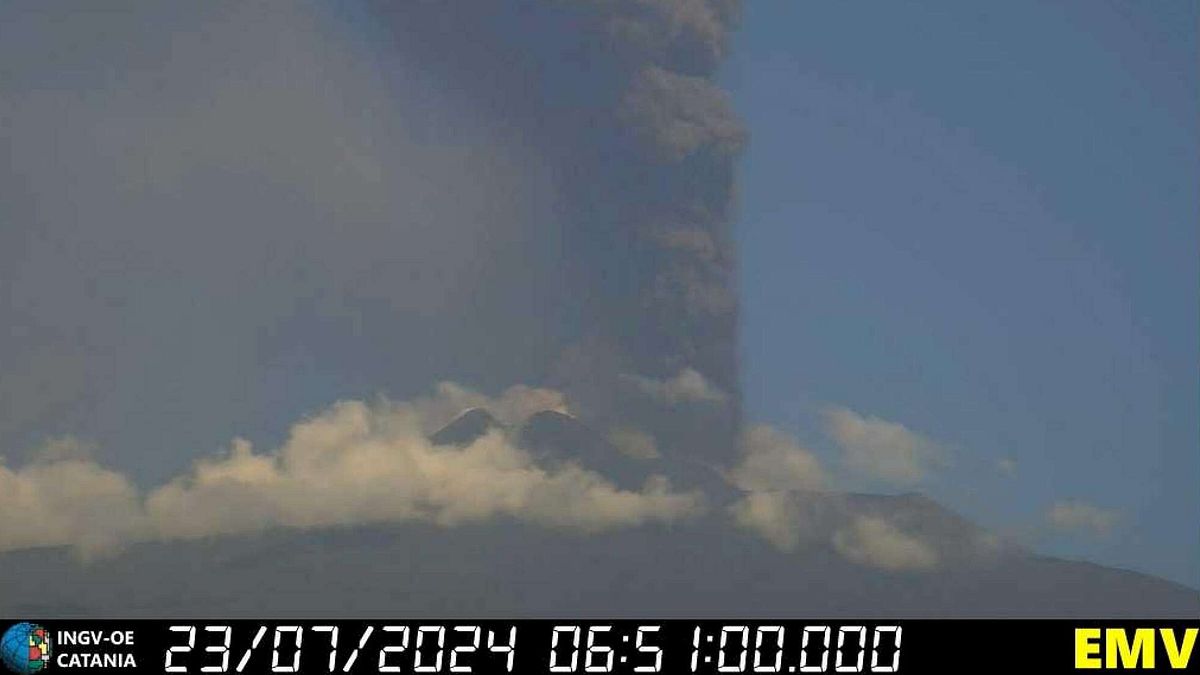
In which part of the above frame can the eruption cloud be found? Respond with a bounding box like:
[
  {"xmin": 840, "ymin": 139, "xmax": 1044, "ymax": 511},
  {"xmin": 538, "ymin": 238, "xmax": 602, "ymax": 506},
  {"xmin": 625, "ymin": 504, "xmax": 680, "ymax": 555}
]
[{"xmin": 362, "ymin": 0, "xmax": 747, "ymax": 466}]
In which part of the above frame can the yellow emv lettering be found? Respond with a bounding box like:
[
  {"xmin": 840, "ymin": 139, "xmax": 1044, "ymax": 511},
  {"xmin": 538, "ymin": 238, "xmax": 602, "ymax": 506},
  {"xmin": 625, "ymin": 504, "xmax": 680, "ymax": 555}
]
[{"xmin": 1075, "ymin": 627, "xmax": 1197, "ymax": 669}]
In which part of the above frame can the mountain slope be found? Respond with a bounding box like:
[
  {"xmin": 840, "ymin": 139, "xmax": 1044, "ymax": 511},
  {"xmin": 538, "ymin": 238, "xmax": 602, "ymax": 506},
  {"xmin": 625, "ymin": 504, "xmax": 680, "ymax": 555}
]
[
  {"xmin": 429, "ymin": 407, "xmax": 502, "ymax": 446},
  {"xmin": 0, "ymin": 509, "xmax": 1194, "ymax": 617},
  {"xmin": 516, "ymin": 410, "xmax": 658, "ymax": 490}
]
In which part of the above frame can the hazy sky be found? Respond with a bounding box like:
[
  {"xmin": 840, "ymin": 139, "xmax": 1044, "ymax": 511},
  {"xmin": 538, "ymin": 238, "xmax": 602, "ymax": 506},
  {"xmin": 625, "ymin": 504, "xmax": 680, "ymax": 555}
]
[{"xmin": 729, "ymin": 1, "xmax": 1199, "ymax": 586}]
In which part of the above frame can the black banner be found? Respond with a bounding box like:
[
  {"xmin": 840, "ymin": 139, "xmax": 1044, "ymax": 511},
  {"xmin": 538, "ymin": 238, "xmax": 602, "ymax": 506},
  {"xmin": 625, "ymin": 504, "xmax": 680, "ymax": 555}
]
[{"xmin": 0, "ymin": 620, "xmax": 1195, "ymax": 675}]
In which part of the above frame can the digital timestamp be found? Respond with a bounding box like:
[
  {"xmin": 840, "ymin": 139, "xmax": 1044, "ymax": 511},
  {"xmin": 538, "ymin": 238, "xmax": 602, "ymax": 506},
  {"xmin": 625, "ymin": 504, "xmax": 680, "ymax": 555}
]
[
  {"xmin": 7, "ymin": 619, "xmax": 1195, "ymax": 674},
  {"xmin": 157, "ymin": 623, "xmax": 900, "ymax": 674}
]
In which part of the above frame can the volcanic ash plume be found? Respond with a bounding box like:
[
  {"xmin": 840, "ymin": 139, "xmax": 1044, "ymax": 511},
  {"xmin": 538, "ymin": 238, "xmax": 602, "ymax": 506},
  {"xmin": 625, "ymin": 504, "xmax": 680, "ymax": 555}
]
[{"xmin": 365, "ymin": 0, "xmax": 746, "ymax": 466}]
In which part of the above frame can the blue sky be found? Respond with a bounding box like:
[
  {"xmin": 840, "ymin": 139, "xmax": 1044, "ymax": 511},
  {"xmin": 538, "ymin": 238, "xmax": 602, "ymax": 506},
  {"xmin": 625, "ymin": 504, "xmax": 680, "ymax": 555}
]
[{"xmin": 728, "ymin": 1, "xmax": 1198, "ymax": 586}]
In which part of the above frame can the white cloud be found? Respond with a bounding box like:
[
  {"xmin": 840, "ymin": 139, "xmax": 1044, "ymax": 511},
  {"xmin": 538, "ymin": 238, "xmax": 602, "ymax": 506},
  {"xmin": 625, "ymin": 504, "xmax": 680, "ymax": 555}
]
[
  {"xmin": 730, "ymin": 492, "xmax": 804, "ymax": 551},
  {"xmin": 145, "ymin": 397, "xmax": 702, "ymax": 539},
  {"xmin": 727, "ymin": 424, "xmax": 828, "ymax": 492},
  {"xmin": 823, "ymin": 407, "xmax": 941, "ymax": 485},
  {"xmin": 0, "ymin": 447, "xmax": 145, "ymax": 556},
  {"xmin": 0, "ymin": 383, "xmax": 704, "ymax": 555},
  {"xmin": 729, "ymin": 482, "xmax": 943, "ymax": 573},
  {"xmin": 726, "ymin": 424, "xmax": 829, "ymax": 552},
  {"xmin": 1046, "ymin": 500, "xmax": 1117, "ymax": 537},
  {"xmin": 832, "ymin": 516, "xmax": 940, "ymax": 572},
  {"xmin": 608, "ymin": 427, "xmax": 661, "ymax": 460},
  {"xmin": 627, "ymin": 367, "xmax": 727, "ymax": 405}
]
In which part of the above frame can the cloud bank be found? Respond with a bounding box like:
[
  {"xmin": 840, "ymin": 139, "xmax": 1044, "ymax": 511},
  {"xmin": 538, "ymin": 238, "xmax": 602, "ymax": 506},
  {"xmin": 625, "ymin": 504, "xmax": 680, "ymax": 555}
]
[
  {"xmin": 0, "ymin": 454, "xmax": 144, "ymax": 556},
  {"xmin": 832, "ymin": 516, "xmax": 940, "ymax": 572},
  {"xmin": 823, "ymin": 407, "xmax": 943, "ymax": 485},
  {"xmin": 727, "ymin": 424, "xmax": 828, "ymax": 492},
  {"xmin": 724, "ymin": 421, "xmax": 951, "ymax": 572},
  {"xmin": 1, "ymin": 394, "xmax": 1013, "ymax": 579},
  {"xmin": 729, "ymin": 491, "xmax": 805, "ymax": 551},
  {"xmin": 0, "ymin": 383, "xmax": 703, "ymax": 555}
]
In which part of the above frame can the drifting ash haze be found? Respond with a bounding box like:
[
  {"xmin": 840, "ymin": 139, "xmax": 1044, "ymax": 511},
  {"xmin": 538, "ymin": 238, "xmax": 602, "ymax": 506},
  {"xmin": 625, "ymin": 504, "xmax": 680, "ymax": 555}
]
[{"xmin": 0, "ymin": 0, "xmax": 1196, "ymax": 616}]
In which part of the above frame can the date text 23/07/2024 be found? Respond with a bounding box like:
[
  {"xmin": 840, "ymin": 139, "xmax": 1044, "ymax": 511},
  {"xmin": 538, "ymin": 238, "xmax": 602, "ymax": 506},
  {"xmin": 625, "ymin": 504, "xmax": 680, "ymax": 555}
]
[{"xmin": 160, "ymin": 623, "xmax": 902, "ymax": 675}]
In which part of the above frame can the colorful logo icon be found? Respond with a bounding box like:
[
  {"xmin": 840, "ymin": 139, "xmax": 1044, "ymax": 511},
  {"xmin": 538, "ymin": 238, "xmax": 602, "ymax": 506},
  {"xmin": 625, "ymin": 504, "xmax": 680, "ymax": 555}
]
[{"xmin": 0, "ymin": 623, "xmax": 51, "ymax": 675}]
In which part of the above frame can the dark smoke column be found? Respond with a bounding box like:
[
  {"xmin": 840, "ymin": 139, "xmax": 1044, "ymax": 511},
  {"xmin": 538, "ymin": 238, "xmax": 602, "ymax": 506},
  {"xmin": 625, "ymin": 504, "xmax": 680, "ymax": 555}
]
[
  {"xmin": 574, "ymin": 0, "xmax": 746, "ymax": 470},
  {"xmin": 371, "ymin": 0, "xmax": 745, "ymax": 467}
]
